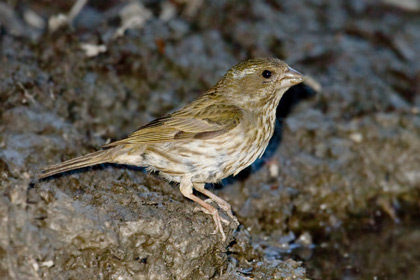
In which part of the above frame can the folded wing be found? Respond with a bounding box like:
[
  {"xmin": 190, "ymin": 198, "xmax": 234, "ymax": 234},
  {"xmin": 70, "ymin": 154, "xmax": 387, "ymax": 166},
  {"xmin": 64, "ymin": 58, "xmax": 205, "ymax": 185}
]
[{"xmin": 103, "ymin": 103, "xmax": 243, "ymax": 147}]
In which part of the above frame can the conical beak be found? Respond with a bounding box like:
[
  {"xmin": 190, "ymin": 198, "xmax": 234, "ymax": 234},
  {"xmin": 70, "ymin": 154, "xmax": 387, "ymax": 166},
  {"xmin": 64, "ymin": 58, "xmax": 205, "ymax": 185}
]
[{"xmin": 281, "ymin": 67, "xmax": 307, "ymax": 88}]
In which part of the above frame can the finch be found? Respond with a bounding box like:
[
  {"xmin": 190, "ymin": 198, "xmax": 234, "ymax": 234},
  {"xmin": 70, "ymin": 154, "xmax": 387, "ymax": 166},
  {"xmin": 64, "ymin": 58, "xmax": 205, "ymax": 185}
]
[{"xmin": 39, "ymin": 58, "xmax": 306, "ymax": 241}]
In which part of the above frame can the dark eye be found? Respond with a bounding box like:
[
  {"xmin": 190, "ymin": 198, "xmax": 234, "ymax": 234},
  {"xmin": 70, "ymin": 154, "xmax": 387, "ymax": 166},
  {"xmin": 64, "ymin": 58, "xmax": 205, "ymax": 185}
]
[{"xmin": 262, "ymin": 70, "xmax": 272, "ymax": 79}]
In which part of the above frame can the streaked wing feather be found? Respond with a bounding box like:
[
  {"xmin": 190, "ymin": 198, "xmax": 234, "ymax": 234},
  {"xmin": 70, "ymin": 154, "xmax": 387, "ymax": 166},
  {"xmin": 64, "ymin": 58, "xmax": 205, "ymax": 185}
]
[{"xmin": 103, "ymin": 103, "xmax": 243, "ymax": 147}]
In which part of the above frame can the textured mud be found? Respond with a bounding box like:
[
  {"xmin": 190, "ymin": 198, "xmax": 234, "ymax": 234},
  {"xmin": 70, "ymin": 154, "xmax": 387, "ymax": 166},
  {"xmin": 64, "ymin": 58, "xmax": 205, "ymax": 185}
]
[{"xmin": 1, "ymin": 0, "xmax": 420, "ymax": 279}]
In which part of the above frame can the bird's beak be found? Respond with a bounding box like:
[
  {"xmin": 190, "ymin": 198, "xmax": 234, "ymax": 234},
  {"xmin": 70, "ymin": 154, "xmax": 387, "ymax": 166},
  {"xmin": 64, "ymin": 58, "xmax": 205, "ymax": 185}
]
[{"xmin": 281, "ymin": 67, "xmax": 307, "ymax": 88}]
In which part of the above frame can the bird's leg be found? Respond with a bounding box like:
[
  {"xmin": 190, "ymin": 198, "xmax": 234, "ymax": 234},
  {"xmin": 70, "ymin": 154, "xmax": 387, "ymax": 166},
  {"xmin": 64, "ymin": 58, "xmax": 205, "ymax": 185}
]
[
  {"xmin": 197, "ymin": 199, "xmax": 229, "ymax": 225},
  {"xmin": 193, "ymin": 183, "xmax": 239, "ymax": 225},
  {"xmin": 179, "ymin": 177, "xmax": 226, "ymax": 241}
]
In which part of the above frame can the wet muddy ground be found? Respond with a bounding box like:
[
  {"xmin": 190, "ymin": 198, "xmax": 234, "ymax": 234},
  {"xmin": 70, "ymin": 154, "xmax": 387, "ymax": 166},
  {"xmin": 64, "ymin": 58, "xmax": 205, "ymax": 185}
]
[{"xmin": 1, "ymin": 0, "xmax": 420, "ymax": 279}]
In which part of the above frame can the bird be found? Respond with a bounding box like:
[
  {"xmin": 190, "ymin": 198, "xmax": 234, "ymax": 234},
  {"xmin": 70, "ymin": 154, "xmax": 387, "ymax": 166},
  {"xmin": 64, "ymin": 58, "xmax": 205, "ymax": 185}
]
[{"xmin": 39, "ymin": 58, "xmax": 306, "ymax": 241}]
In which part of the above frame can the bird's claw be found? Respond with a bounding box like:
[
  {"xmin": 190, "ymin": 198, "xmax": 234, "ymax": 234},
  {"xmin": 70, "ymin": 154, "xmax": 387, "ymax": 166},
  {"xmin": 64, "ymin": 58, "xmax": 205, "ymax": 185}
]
[
  {"xmin": 203, "ymin": 198, "xmax": 239, "ymax": 225},
  {"xmin": 195, "ymin": 205, "xmax": 230, "ymax": 225}
]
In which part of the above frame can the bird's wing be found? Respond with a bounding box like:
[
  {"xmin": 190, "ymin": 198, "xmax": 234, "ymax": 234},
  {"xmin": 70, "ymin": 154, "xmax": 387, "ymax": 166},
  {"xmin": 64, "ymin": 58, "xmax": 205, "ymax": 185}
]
[{"xmin": 102, "ymin": 103, "xmax": 243, "ymax": 147}]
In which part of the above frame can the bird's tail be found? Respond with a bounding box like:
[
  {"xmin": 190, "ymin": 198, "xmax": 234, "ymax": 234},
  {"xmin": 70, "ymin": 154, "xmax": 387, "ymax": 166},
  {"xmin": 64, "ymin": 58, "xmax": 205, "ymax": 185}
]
[{"xmin": 39, "ymin": 150, "xmax": 111, "ymax": 179}]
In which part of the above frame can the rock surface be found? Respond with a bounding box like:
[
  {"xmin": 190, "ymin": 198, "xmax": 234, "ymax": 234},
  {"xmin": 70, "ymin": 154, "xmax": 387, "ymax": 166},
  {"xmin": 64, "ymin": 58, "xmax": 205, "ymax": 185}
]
[{"xmin": 1, "ymin": 0, "xmax": 419, "ymax": 279}]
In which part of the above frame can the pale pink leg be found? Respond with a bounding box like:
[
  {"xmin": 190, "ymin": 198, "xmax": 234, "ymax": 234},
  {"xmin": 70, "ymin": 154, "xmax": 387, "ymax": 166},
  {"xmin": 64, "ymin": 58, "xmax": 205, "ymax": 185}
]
[
  {"xmin": 193, "ymin": 183, "xmax": 239, "ymax": 225},
  {"xmin": 179, "ymin": 177, "xmax": 226, "ymax": 241}
]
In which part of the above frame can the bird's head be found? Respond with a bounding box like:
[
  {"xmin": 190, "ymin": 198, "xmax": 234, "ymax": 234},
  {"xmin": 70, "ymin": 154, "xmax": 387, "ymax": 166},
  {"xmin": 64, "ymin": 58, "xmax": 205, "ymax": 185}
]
[{"xmin": 217, "ymin": 58, "xmax": 306, "ymax": 111}]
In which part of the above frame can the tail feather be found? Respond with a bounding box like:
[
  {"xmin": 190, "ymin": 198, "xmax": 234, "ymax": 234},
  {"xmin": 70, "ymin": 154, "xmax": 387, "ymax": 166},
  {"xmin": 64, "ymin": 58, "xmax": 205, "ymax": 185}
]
[{"xmin": 39, "ymin": 150, "xmax": 110, "ymax": 179}]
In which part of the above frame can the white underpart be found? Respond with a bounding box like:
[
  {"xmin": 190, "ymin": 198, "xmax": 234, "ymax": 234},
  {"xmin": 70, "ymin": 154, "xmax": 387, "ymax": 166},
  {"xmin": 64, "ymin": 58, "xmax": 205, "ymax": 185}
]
[
  {"xmin": 124, "ymin": 109, "xmax": 277, "ymax": 184},
  {"xmin": 115, "ymin": 154, "xmax": 143, "ymax": 166}
]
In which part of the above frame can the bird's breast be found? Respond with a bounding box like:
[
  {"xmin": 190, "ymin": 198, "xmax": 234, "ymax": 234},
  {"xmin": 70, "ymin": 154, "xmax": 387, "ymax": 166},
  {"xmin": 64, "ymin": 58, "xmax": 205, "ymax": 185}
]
[{"xmin": 142, "ymin": 113, "xmax": 276, "ymax": 183}]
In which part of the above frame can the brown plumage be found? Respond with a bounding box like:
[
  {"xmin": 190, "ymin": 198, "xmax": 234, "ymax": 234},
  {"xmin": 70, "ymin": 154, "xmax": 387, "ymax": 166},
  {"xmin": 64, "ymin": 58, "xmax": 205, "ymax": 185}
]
[{"xmin": 39, "ymin": 58, "xmax": 306, "ymax": 241}]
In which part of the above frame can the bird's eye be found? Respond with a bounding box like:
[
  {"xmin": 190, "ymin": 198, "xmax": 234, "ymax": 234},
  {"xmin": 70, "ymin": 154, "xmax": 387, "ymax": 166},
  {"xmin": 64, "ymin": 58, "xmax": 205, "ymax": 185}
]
[{"xmin": 262, "ymin": 70, "xmax": 272, "ymax": 79}]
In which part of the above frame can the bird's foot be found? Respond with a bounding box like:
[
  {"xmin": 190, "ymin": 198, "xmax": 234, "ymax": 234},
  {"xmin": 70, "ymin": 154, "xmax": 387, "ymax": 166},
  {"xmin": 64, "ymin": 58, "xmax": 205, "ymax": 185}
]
[
  {"xmin": 202, "ymin": 199, "xmax": 239, "ymax": 226},
  {"xmin": 195, "ymin": 203, "xmax": 229, "ymax": 225},
  {"xmin": 194, "ymin": 185, "xmax": 240, "ymax": 226},
  {"xmin": 194, "ymin": 205, "xmax": 226, "ymax": 240},
  {"xmin": 216, "ymin": 201, "xmax": 239, "ymax": 226}
]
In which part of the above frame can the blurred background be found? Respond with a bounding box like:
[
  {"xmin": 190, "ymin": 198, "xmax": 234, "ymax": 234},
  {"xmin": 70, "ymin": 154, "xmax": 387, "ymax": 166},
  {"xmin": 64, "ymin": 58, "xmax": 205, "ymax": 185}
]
[{"xmin": 1, "ymin": 0, "xmax": 420, "ymax": 279}]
